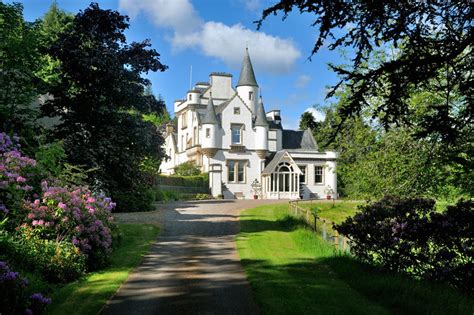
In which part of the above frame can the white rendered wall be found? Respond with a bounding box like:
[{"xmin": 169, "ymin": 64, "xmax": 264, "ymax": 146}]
[
  {"xmin": 220, "ymin": 97, "xmax": 256, "ymax": 149},
  {"xmin": 255, "ymin": 126, "xmax": 268, "ymax": 151},
  {"xmin": 236, "ymin": 85, "xmax": 258, "ymax": 114}
]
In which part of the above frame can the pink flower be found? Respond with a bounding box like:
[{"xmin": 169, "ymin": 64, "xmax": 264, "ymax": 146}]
[
  {"xmin": 58, "ymin": 202, "xmax": 67, "ymax": 210},
  {"xmin": 32, "ymin": 220, "xmax": 38, "ymax": 226},
  {"xmin": 16, "ymin": 176, "xmax": 26, "ymax": 183}
]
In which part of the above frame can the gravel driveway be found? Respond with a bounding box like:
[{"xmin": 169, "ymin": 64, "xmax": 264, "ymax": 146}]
[{"xmin": 102, "ymin": 199, "xmax": 284, "ymax": 315}]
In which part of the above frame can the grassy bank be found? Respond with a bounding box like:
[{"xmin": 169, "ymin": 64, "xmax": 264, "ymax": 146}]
[
  {"xmin": 47, "ymin": 223, "xmax": 160, "ymax": 315},
  {"xmin": 236, "ymin": 204, "xmax": 473, "ymax": 314},
  {"xmin": 298, "ymin": 200, "xmax": 363, "ymax": 224}
]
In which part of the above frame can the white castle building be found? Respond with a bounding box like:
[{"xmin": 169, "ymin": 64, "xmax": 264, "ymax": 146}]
[{"xmin": 160, "ymin": 49, "xmax": 338, "ymax": 200}]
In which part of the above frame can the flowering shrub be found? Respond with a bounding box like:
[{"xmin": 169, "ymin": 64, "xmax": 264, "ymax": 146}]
[
  {"xmin": 335, "ymin": 196, "xmax": 473, "ymax": 291},
  {"xmin": 23, "ymin": 182, "xmax": 117, "ymax": 269},
  {"xmin": 1, "ymin": 228, "xmax": 86, "ymax": 282},
  {"xmin": 0, "ymin": 133, "xmax": 37, "ymax": 227},
  {"xmin": 0, "ymin": 261, "xmax": 51, "ymax": 314}
]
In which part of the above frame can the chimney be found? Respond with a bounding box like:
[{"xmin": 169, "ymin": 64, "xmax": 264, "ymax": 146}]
[{"xmin": 166, "ymin": 123, "xmax": 174, "ymax": 135}]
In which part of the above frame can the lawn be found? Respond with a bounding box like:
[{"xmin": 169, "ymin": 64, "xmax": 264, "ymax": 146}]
[
  {"xmin": 236, "ymin": 204, "xmax": 473, "ymax": 314},
  {"xmin": 298, "ymin": 200, "xmax": 363, "ymax": 224},
  {"xmin": 47, "ymin": 223, "xmax": 160, "ymax": 315}
]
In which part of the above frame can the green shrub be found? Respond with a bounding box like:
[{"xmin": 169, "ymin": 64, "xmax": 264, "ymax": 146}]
[
  {"xmin": 112, "ymin": 186, "xmax": 155, "ymax": 212},
  {"xmin": 335, "ymin": 196, "xmax": 473, "ymax": 291},
  {"xmin": 155, "ymin": 190, "xmax": 181, "ymax": 202},
  {"xmin": 0, "ymin": 230, "xmax": 86, "ymax": 283},
  {"xmin": 173, "ymin": 161, "xmax": 201, "ymax": 176},
  {"xmin": 194, "ymin": 193, "xmax": 211, "ymax": 200},
  {"xmin": 156, "ymin": 173, "xmax": 209, "ymax": 188}
]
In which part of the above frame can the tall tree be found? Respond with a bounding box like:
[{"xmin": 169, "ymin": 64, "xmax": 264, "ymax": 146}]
[
  {"xmin": 299, "ymin": 111, "xmax": 319, "ymax": 131},
  {"xmin": 43, "ymin": 3, "xmax": 168, "ymax": 211},
  {"xmin": 258, "ymin": 1, "xmax": 473, "ymax": 144},
  {"xmin": 0, "ymin": 3, "xmax": 42, "ymax": 145}
]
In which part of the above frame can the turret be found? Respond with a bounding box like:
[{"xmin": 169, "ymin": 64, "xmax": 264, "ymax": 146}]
[
  {"xmin": 201, "ymin": 93, "xmax": 219, "ymax": 158},
  {"xmin": 236, "ymin": 48, "xmax": 259, "ymax": 115},
  {"xmin": 254, "ymin": 96, "xmax": 268, "ymax": 159}
]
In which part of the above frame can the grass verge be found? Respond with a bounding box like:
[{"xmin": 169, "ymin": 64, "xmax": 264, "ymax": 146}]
[
  {"xmin": 298, "ymin": 200, "xmax": 363, "ymax": 224},
  {"xmin": 237, "ymin": 204, "xmax": 473, "ymax": 314},
  {"xmin": 47, "ymin": 223, "xmax": 159, "ymax": 315}
]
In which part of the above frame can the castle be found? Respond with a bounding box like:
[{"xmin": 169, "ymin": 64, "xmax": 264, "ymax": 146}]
[{"xmin": 160, "ymin": 49, "xmax": 338, "ymax": 199}]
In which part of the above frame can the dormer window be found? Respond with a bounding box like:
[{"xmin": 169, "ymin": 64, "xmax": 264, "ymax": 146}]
[{"xmin": 249, "ymin": 91, "xmax": 253, "ymax": 101}]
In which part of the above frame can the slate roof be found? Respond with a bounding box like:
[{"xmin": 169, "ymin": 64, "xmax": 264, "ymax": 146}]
[
  {"xmin": 262, "ymin": 151, "xmax": 302, "ymax": 175},
  {"xmin": 254, "ymin": 98, "xmax": 268, "ymax": 127},
  {"xmin": 282, "ymin": 129, "xmax": 318, "ymax": 150},
  {"xmin": 236, "ymin": 48, "xmax": 258, "ymax": 87},
  {"xmin": 201, "ymin": 94, "xmax": 218, "ymax": 125}
]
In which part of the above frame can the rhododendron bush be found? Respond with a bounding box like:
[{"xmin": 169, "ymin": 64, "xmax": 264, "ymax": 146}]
[
  {"xmin": 335, "ymin": 196, "xmax": 473, "ymax": 291},
  {"xmin": 1, "ymin": 131, "xmax": 118, "ymax": 287},
  {"xmin": 22, "ymin": 182, "xmax": 117, "ymax": 269}
]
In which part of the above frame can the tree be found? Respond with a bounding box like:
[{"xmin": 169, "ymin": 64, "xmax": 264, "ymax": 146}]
[
  {"xmin": 42, "ymin": 3, "xmax": 168, "ymax": 211},
  {"xmin": 0, "ymin": 3, "xmax": 42, "ymax": 146},
  {"xmin": 258, "ymin": 1, "xmax": 472, "ymax": 144},
  {"xmin": 299, "ymin": 111, "xmax": 319, "ymax": 131}
]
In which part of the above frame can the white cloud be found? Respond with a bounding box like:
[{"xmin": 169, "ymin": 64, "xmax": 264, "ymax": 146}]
[
  {"xmin": 119, "ymin": 0, "xmax": 202, "ymax": 34},
  {"xmin": 241, "ymin": 0, "xmax": 262, "ymax": 11},
  {"xmin": 119, "ymin": 0, "xmax": 301, "ymax": 74},
  {"xmin": 304, "ymin": 107, "xmax": 325, "ymax": 122},
  {"xmin": 295, "ymin": 74, "xmax": 311, "ymax": 88}
]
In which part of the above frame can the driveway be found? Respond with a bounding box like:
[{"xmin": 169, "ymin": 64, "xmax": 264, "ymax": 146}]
[{"xmin": 102, "ymin": 199, "xmax": 284, "ymax": 315}]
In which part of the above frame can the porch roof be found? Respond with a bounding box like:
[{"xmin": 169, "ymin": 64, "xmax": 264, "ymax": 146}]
[{"xmin": 262, "ymin": 151, "xmax": 302, "ymax": 175}]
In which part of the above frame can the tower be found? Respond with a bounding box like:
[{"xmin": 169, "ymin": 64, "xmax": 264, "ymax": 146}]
[
  {"xmin": 201, "ymin": 93, "xmax": 219, "ymax": 158},
  {"xmin": 254, "ymin": 96, "xmax": 268, "ymax": 159},
  {"xmin": 236, "ymin": 48, "xmax": 259, "ymax": 115}
]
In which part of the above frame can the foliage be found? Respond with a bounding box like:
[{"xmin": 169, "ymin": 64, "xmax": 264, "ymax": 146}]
[
  {"xmin": 112, "ymin": 186, "xmax": 155, "ymax": 212},
  {"xmin": 195, "ymin": 193, "xmax": 211, "ymax": 200},
  {"xmin": 34, "ymin": 141, "xmax": 66, "ymax": 178},
  {"xmin": 156, "ymin": 173, "xmax": 209, "ymax": 188},
  {"xmin": 0, "ymin": 133, "xmax": 37, "ymax": 228},
  {"xmin": 298, "ymin": 111, "xmax": 319, "ymax": 131},
  {"xmin": 335, "ymin": 196, "xmax": 473, "ymax": 291},
  {"xmin": 42, "ymin": 3, "xmax": 168, "ymax": 212},
  {"xmin": 173, "ymin": 161, "xmax": 201, "ymax": 176},
  {"xmin": 22, "ymin": 182, "xmax": 116, "ymax": 270},
  {"xmin": 0, "ymin": 230, "xmax": 86, "ymax": 283},
  {"xmin": 0, "ymin": 2, "xmax": 43, "ymax": 146},
  {"xmin": 0, "ymin": 261, "xmax": 51, "ymax": 315},
  {"xmin": 237, "ymin": 203, "xmax": 473, "ymax": 314},
  {"xmin": 258, "ymin": 1, "xmax": 472, "ymax": 145}
]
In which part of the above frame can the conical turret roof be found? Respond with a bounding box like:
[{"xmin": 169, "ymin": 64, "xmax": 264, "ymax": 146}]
[
  {"xmin": 202, "ymin": 93, "xmax": 218, "ymax": 125},
  {"xmin": 255, "ymin": 96, "xmax": 268, "ymax": 127},
  {"xmin": 236, "ymin": 48, "xmax": 258, "ymax": 87}
]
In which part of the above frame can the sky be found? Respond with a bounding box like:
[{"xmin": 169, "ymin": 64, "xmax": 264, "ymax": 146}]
[{"xmin": 13, "ymin": 0, "xmax": 343, "ymax": 130}]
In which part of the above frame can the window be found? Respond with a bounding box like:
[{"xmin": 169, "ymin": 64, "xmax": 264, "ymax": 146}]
[
  {"xmin": 188, "ymin": 94, "xmax": 191, "ymax": 101},
  {"xmin": 298, "ymin": 165, "xmax": 307, "ymax": 184},
  {"xmin": 181, "ymin": 135, "xmax": 184, "ymax": 151},
  {"xmin": 227, "ymin": 160, "xmax": 246, "ymax": 183},
  {"xmin": 205, "ymin": 128, "xmax": 210, "ymax": 138},
  {"xmin": 193, "ymin": 127, "xmax": 198, "ymax": 145},
  {"xmin": 314, "ymin": 166, "xmax": 324, "ymax": 184},
  {"xmin": 234, "ymin": 107, "xmax": 240, "ymax": 115},
  {"xmin": 181, "ymin": 112, "xmax": 187, "ymax": 128},
  {"xmin": 231, "ymin": 124, "xmax": 242, "ymax": 144},
  {"xmin": 249, "ymin": 91, "xmax": 253, "ymax": 100}
]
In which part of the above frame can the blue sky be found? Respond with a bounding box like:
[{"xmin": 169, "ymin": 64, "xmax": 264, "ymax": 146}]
[{"xmin": 14, "ymin": 0, "xmax": 343, "ymax": 130}]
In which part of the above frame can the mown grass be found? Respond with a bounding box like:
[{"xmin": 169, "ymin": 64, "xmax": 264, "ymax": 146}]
[
  {"xmin": 47, "ymin": 223, "xmax": 160, "ymax": 315},
  {"xmin": 237, "ymin": 204, "xmax": 473, "ymax": 314},
  {"xmin": 298, "ymin": 200, "xmax": 363, "ymax": 224}
]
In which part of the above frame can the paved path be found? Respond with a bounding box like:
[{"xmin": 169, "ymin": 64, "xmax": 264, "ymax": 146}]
[{"xmin": 102, "ymin": 199, "xmax": 284, "ymax": 315}]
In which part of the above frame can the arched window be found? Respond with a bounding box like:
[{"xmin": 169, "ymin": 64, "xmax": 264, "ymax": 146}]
[{"xmin": 276, "ymin": 162, "xmax": 294, "ymax": 192}]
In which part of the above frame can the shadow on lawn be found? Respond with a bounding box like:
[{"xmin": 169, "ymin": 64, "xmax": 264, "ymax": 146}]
[{"xmin": 239, "ymin": 213, "xmax": 473, "ymax": 314}]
